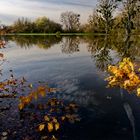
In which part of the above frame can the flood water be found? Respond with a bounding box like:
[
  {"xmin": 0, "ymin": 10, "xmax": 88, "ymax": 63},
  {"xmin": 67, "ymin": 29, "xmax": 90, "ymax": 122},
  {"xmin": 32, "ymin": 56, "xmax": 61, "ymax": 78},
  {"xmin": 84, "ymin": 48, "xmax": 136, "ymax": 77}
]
[{"xmin": 0, "ymin": 35, "xmax": 140, "ymax": 140}]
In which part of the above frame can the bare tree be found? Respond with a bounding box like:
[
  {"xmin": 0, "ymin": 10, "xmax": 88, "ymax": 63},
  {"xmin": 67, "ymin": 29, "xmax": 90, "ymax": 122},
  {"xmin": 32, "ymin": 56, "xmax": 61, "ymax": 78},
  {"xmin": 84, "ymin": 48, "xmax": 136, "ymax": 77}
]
[{"xmin": 60, "ymin": 11, "xmax": 80, "ymax": 32}]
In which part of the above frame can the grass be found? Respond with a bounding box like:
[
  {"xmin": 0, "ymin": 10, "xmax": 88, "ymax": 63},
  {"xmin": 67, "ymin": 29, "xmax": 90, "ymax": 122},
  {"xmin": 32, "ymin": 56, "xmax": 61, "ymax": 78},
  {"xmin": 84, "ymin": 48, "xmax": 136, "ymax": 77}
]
[{"xmin": 4, "ymin": 32, "xmax": 106, "ymax": 36}]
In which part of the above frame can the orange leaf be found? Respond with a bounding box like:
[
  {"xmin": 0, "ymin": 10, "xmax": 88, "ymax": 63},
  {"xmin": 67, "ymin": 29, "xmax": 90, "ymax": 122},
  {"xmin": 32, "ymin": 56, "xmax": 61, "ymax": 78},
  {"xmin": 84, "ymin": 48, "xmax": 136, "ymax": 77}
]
[
  {"xmin": 38, "ymin": 86, "xmax": 46, "ymax": 97},
  {"xmin": 18, "ymin": 103, "xmax": 24, "ymax": 110}
]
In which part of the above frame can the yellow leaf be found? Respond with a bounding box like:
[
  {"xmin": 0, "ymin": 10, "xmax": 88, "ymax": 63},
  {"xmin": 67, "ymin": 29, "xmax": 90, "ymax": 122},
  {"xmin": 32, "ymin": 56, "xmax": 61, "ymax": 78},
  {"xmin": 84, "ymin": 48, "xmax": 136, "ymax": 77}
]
[
  {"xmin": 39, "ymin": 124, "xmax": 45, "ymax": 131},
  {"xmin": 44, "ymin": 115, "xmax": 50, "ymax": 121},
  {"xmin": 47, "ymin": 122, "xmax": 53, "ymax": 132},
  {"xmin": 48, "ymin": 88, "xmax": 57, "ymax": 93},
  {"xmin": 38, "ymin": 86, "xmax": 46, "ymax": 97},
  {"xmin": 52, "ymin": 118, "xmax": 57, "ymax": 123},
  {"xmin": 61, "ymin": 116, "xmax": 65, "ymax": 121},
  {"xmin": 32, "ymin": 91, "xmax": 38, "ymax": 100},
  {"xmin": 137, "ymin": 88, "xmax": 140, "ymax": 96},
  {"xmin": 18, "ymin": 103, "xmax": 24, "ymax": 110},
  {"xmin": 51, "ymin": 135, "xmax": 57, "ymax": 140},
  {"xmin": 28, "ymin": 84, "xmax": 33, "ymax": 88},
  {"xmin": 55, "ymin": 122, "xmax": 60, "ymax": 131}
]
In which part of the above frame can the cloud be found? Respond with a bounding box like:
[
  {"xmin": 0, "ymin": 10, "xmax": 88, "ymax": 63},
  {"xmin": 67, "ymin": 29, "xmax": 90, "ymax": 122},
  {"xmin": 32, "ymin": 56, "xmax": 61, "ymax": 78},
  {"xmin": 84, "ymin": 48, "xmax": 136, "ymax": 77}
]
[{"xmin": 0, "ymin": 0, "xmax": 97, "ymax": 25}]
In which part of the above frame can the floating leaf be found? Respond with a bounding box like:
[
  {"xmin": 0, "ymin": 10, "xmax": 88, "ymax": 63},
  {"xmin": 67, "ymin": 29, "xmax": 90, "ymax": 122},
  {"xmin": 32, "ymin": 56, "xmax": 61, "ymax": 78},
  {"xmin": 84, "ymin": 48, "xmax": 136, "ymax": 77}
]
[
  {"xmin": 39, "ymin": 124, "xmax": 45, "ymax": 131},
  {"xmin": 61, "ymin": 116, "xmax": 65, "ymax": 121},
  {"xmin": 44, "ymin": 115, "xmax": 50, "ymax": 121},
  {"xmin": 28, "ymin": 84, "xmax": 33, "ymax": 88},
  {"xmin": 51, "ymin": 135, "xmax": 57, "ymax": 140},
  {"xmin": 137, "ymin": 88, "xmax": 140, "ymax": 96},
  {"xmin": 38, "ymin": 86, "xmax": 46, "ymax": 97},
  {"xmin": 47, "ymin": 122, "xmax": 53, "ymax": 132},
  {"xmin": 55, "ymin": 122, "xmax": 60, "ymax": 131},
  {"xmin": 106, "ymin": 58, "xmax": 140, "ymax": 95},
  {"xmin": 52, "ymin": 118, "xmax": 57, "ymax": 123},
  {"xmin": 18, "ymin": 103, "xmax": 24, "ymax": 110}
]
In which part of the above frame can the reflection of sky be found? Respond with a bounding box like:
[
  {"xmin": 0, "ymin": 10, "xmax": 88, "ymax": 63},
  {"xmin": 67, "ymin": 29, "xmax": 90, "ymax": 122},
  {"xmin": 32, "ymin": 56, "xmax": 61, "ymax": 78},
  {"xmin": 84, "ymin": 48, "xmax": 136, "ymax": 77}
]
[
  {"xmin": 0, "ymin": 0, "xmax": 97, "ymax": 25},
  {"xmin": 3, "ymin": 40, "xmax": 109, "ymax": 108},
  {"xmin": 3, "ymin": 39, "xmax": 122, "ymax": 112}
]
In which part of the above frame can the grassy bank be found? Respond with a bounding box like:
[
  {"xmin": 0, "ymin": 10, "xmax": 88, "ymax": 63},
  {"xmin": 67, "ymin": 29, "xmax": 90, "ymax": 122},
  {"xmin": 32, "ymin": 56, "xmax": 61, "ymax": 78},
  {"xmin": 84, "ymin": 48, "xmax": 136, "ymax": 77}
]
[{"xmin": 4, "ymin": 32, "xmax": 106, "ymax": 36}]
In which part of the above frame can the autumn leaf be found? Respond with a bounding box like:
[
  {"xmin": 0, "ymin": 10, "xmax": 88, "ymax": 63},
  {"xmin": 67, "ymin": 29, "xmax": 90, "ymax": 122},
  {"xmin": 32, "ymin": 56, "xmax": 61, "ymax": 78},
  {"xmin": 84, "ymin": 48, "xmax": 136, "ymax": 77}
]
[
  {"xmin": 106, "ymin": 58, "xmax": 140, "ymax": 96},
  {"xmin": 28, "ymin": 84, "xmax": 33, "ymax": 88},
  {"xmin": 55, "ymin": 122, "xmax": 60, "ymax": 131},
  {"xmin": 38, "ymin": 86, "xmax": 46, "ymax": 97},
  {"xmin": 61, "ymin": 116, "xmax": 65, "ymax": 121},
  {"xmin": 47, "ymin": 122, "xmax": 53, "ymax": 132},
  {"xmin": 137, "ymin": 88, "xmax": 140, "ymax": 96},
  {"xmin": 52, "ymin": 118, "xmax": 57, "ymax": 123},
  {"xmin": 48, "ymin": 88, "xmax": 57, "ymax": 93},
  {"xmin": 18, "ymin": 103, "xmax": 24, "ymax": 110},
  {"xmin": 38, "ymin": 124, "xmax": 45, "ymax": 131},
  {"xmin": 44, "ymin": 115, "xmax": 50, "ymax": 121},
  {"xmin": 51, "ymin": 135, "xmax": 57, "ymax": 140},
  {"xmin": 32, "ymin": 91, "xmax": 38, "ymax": 100}
]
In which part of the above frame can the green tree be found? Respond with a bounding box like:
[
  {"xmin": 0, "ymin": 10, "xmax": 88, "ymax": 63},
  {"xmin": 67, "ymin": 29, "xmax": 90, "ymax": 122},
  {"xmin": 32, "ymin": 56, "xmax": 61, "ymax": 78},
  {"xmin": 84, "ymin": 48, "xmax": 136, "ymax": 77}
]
[
  {"xmin": 118, "ymin": 0, "xmax": 139, "ymax": 35},
  {"xmin": 11, "ymin": 17, "xmax": 34, "ymax": 33},
  {"xmin": 97, "ymin": 0, "xmax": 117, "ymax": 34},
  {"xmin": 34, "ymin": 16, "xmax": 62, "ymax": 33},
  {"xmin": 87, "ymin": 10, "xmax": 105, "ymax": 33},
  {"xmin": 34, "ymin": 17, "xmax": 49, "ymax": 33}
]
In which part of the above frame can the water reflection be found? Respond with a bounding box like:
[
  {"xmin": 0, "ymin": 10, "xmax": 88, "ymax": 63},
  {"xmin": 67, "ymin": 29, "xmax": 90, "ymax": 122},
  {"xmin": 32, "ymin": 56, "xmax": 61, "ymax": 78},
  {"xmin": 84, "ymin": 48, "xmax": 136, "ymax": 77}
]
[
  {"xmin": 1, "ymin": 35, "xmax": 140, "ymax": 139},
  {"xmin": 2, "ymin": 35, "xmax": 140, "ymax": 103},
  {"xmin": 61, "ymin": 36, "xmax": 80, "ymax": 54},
  {"xmin": 113, "ymin": 35, "xmax": 140, "ymax": 59},
  {"xmin": 6, "ymin": 35, "xmax": 62, "ymax": 49},
  {"xmin": 5, "ymin": 35, "xmax": 140, "ymax": 71},
  {"xmin": 86, "ymin": 35, "xmax": 113, "ymax": 71}
]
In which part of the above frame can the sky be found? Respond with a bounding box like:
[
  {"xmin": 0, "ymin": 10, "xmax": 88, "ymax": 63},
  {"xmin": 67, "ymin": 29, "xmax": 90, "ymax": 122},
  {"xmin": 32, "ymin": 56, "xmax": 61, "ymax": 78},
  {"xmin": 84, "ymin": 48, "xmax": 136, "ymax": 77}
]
[{"xmin": 0, "ymin": 0, "xmax": 97, "ymax": 25}]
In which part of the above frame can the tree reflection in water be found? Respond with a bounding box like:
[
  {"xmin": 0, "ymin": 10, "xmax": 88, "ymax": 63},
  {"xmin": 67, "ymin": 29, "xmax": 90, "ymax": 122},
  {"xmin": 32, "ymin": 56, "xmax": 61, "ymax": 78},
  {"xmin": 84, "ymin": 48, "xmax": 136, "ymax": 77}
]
[
  {"xmin": 6, "ymin": 35, "xmax": 62, "ymax": 49},
  {"xmin": 4, "ymin": 35, "xmax": 140, "ymax": 72},
  {"xmin": 61, "ymin": 36, "xmax": 80, "ymax": 54},
  {"xmin": 1, "ymin": 35, "xmax": 140, "ymax": 139},
  {"xmin": 86, "ymin": 35, "xmax": 113, "ymax": 71},
  {"xmin": 85, "ymin": 34, "xmax": 140, "ymax": 71}
]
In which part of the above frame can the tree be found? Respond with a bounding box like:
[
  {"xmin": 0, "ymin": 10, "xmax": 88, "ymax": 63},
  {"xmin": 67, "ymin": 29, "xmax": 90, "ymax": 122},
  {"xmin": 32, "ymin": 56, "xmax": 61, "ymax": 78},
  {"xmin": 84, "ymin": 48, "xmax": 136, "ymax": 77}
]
[
  {"xmin": 34, "ymin": 17, "xmax": 62, "ymax": 33},
  {"xmin": 34, "ymin": 17, "xmax": 50, "ymax": 33},
  {"xmin": 97, "ymin": 0, "xmax": 117, "ymax": 34},
  {"xmin": 118, "ymin": 0, "xmax": 139, "ymax": 35},
  {"xmin": 87, "ymin": 10, "xmax": 105, "ymax": 33},
  {"xmin": 133, "ymin": 6, "xmax": 140, "ymax": 31},
  {"xmin": 11, "ymin": 17, "xmax": 35, "ymax": 33},
  {"xmin": 60, "ymin": 11, "xmax": 80, "ymax": 32}
]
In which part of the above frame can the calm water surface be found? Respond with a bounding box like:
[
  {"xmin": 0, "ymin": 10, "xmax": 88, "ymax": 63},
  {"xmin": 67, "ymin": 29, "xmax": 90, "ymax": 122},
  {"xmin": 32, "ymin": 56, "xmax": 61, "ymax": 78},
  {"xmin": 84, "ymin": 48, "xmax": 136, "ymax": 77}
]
[{"xmin": 1, "ymin": 35, "xmax": 140, "ymax": 140}]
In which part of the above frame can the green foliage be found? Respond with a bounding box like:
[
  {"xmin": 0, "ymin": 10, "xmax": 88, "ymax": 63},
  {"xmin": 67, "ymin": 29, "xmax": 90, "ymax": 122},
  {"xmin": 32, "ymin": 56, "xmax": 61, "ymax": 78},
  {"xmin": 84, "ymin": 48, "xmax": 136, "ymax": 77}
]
[
  {"xmin": 10, "ymin": 17, "xmax": 62, "ymax": 33},
  {"xmin": 35, "ymin": 17, "xmax": 62, "ymax": 33},
  {"xmin": 0, "ymin": 2, "xmax": 140, "ymax": 35},
  {"xmin": 87, "ymin": 10, "xmax": 106, "ymax": 33},
  {"xmin": 96, "ymin": 0, "xmax": 117, "ymax": 34}
]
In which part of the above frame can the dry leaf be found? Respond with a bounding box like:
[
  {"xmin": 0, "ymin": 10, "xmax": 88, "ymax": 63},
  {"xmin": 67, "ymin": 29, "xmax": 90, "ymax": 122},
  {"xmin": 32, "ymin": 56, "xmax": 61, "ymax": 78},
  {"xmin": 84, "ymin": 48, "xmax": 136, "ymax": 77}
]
[
  {"xmin": 47, "ymin": 122, "xmax": 53, "ymax": 132},
  {"xmin": 39, "ymin": 124, "xmax": 45, "ymax": 131},
  {"xmin": 55, "ymin": 122, "xmax": 60, "ymax": 131}
]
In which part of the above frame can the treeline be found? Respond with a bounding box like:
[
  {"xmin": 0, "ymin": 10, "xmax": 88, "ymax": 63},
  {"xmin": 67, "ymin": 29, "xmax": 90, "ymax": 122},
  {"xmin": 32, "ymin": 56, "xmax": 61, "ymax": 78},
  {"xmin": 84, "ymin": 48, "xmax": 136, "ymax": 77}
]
[{"xmin": 0, "ymin": 0, "xmax": 140, "ymax": 34}]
